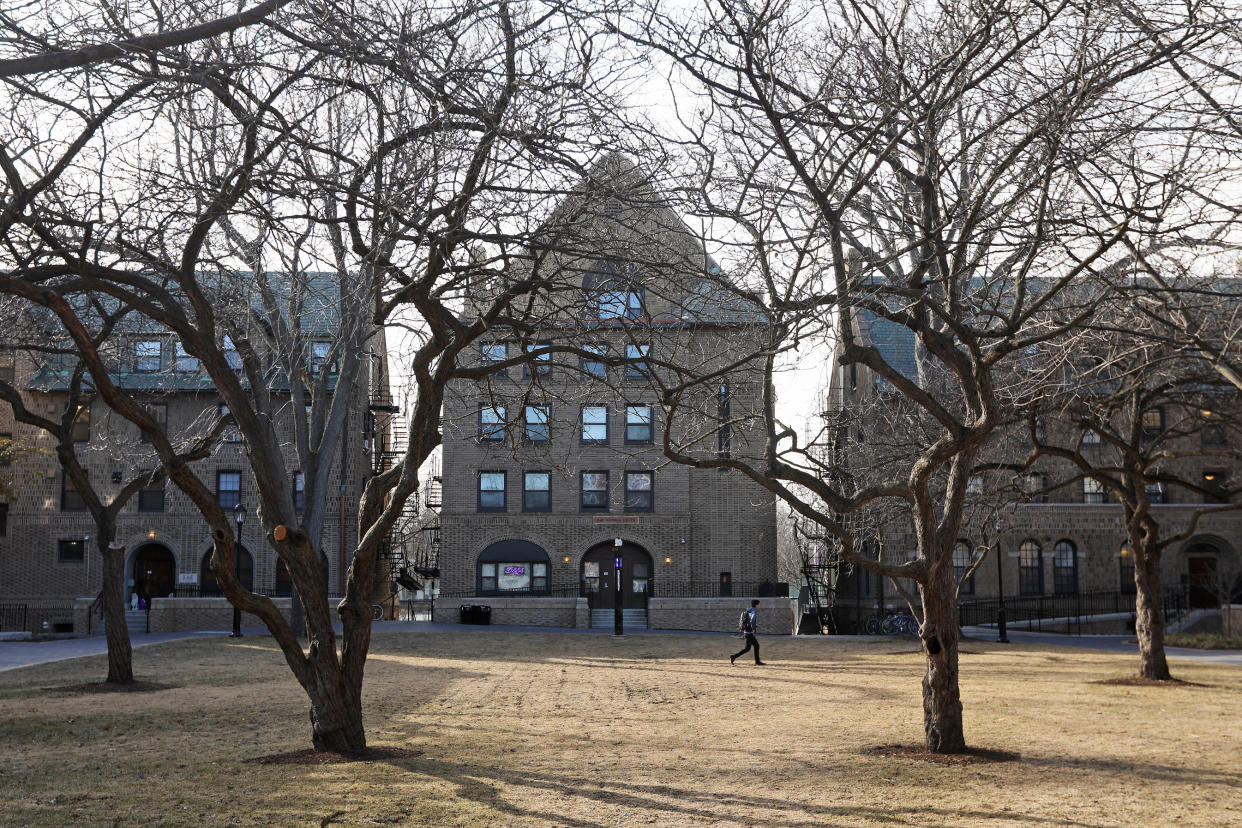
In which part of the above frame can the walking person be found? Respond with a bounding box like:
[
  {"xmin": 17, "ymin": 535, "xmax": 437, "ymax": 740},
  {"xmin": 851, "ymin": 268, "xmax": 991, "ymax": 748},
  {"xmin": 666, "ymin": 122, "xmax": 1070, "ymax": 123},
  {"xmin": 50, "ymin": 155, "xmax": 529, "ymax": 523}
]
[{"xmin": 730, "ymin": 599, "xmax": 766, "ymax": 665}]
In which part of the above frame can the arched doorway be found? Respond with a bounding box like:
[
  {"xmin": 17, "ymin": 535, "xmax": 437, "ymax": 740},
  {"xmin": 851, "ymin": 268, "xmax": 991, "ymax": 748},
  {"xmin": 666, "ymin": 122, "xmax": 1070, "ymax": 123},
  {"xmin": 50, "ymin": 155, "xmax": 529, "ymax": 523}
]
[
  {"xmin": 1185, "ymin": 541, "xmax": 1221, "ymax": 608},
  {"xmin": 132, "ymin": 543, "xmax": 176, "ymax": 601},
  {"xmin": 581, "ymin": 541, "xmax": 652, "ymax": 612},
  {"xmin": 275, "ymin": 553, "xmax": 330, "ymax": 597},
  {"xmin": 476, "ymin": 540, "xmax": 550, "ymax": 595},
  {"xmin": 199, "ymin": 546, "xmax": 253, "ymax": 595}
]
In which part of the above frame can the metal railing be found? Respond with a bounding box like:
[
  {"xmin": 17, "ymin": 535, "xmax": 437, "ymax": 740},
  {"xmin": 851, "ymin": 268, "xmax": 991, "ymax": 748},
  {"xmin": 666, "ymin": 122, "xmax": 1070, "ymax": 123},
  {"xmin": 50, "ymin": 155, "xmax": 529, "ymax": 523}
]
[
  {"xmin": 958, "ymin": 586, "xmax": 1189, "ymax": 634},
  {"xmin": 0, "ymin": 602, "xmax": 27, "ymax": 632},
  {"xmin": 170, "ymin": 585, "xmax": 281, "ymax": 599},
  {"xmin": 652, "ymin": 581, "xmax": 790, "ymax": 599}
]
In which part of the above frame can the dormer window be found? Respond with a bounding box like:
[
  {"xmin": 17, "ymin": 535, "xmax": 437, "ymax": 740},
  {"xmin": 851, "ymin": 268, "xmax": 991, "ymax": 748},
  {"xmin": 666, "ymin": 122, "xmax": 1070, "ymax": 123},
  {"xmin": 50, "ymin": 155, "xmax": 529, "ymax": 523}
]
[
  {"xmin": 584, "ymin": 261, "xmax": 643, "ymax": 320},
  {"xmin": 135, "ymin": 340, "xmax": 162, "ymax": 372}
]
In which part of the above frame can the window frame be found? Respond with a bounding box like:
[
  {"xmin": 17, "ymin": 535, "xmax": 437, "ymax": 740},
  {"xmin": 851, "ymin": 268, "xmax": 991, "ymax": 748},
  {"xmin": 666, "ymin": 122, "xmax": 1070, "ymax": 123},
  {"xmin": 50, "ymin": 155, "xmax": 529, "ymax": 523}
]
[
  {"xmin": 140, "ymin": 403, "xmax": 167, "ymax": 444},
  {"xmin": 1083, "ymin": 477, "xmax": 1106, "ymax": 504},
  {"xmin": 580, "ymin": 405, "xmax": 608, "ymax": 445},
  {"xmin": 0, "ymin": 351, "xmax": 13, "ymax": 384},
  {"xmin": 135, "ymin": 339, "xmax": 162, "ymax": 373},
  {"xmin": 479, "ymin": 404, "xmax": 506, "ymax": 443},
  {"xmin": 625, "ymin": 343, "xmax": 651, "ymax": 381},
  {"xmin": 57, "ymin": 538, "xmax": 85, "ymax": 564},
  {"xmin": 1052, "ymin": 540, "xmax": 1078, "ymax": 595},
  {"xmin": 581, "ymin": 343, "xmax": 607, "ymax": 378},
  {"xmin": 523, "ymin": 342, "xmax": 552, "ymax": 378},
  {"xmin": 481, "ymin": 342, "xmax": 509, "ymax": 377},
  {"xmin": 523, "ymin": 404, "xmax": 550, "ymax": 443},
  {"xmin": 625, "ymin": 404, "xmax": 653, "ymax": 445},
  {"xmin": 580, "ymin": 470, "xmax": 610, "ymax": 512},
  {"xmin": 216, "ymin": 469, "xmax": 242, "ymax": 510},
  {"xmin": 137, "ymin": 482, "xmax": 165, "ymax": 513},
  {"xmin": 71, "ymin": 405, "xmax": 91, "ymax": 443},
  {"xmin": 522, "ymin": 471, "xmax": 551, "ymax": 513},
  {"xmin": 623, "ymin": 470, "xmax": 654, "ymax": 512},
  {"xmin": 952, "ymin": 540, "xmax": 975, "ymax": 595},
  {"xmin": 173, "ymin": 342, "xmax": 199, "ymax": 373},
  {"xmin": 292, "ymin": 471, "xmax": 305, "ymax": 512},
  {"xmin": 1018, "ymin": 540, "xmax": 1044, "ymax": 596},
  {"xmin": 477, "ymin": 470, "xmax": 507, "ymax": 513},
  {"xmin": 219, "ymin": 404, "xmax": 242, "ymax": 443},
  {"xmin": 1141, "ymin": 406, "xmax": 1165, "ymax": 441}
]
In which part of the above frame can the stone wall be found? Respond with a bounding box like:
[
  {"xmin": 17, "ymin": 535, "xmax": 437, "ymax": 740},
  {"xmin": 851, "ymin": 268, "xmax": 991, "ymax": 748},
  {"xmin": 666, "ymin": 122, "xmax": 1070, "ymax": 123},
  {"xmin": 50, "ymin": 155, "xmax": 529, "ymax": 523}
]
[
  {"xmin": 1225, "ymin": 604, "xmax": 1242, "ymax": 636},
  {"xmin": 146, "ymin": 597, "xmax": 293, "ymax": 633},
  {"xmin": 433, "ymin": 596, "xmax": 587, "ymax": 628},
  {"xmin": 648, "ymin": 597, "xmax": 795, "ymax": 634}
]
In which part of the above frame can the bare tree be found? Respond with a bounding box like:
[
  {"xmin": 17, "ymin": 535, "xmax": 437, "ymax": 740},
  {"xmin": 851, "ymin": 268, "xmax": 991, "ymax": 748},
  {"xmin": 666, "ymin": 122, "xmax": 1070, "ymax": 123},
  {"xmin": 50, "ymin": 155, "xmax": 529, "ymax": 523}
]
[{"xmin": 629, "ymin": 0, "xmax": 1230, "ymax": 752}]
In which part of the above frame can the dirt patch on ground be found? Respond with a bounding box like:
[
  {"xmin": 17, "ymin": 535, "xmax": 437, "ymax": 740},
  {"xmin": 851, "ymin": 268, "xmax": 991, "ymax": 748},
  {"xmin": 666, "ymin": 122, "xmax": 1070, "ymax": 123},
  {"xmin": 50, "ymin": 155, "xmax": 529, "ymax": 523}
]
[
  {"xmin": 1094, "ymin": 676, "xmax": 1209, "ymax": 687},
  {"xmin": 247, "ymin": 747, "xmax": 424, "ymax": 765},
  {"xmin": 54, "ymin": 680, "xmax": 177, "ymax": 694},
  {"xmin": 863, "ymin": 743, "xmax": 1021, "ymax": 765}
]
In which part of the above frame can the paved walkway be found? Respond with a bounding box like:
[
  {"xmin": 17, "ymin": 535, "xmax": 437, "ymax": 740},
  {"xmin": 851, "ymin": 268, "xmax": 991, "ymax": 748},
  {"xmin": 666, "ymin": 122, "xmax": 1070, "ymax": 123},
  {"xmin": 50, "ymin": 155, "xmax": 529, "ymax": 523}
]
[{"xmin": 4, "ymin": 622, "xmax": 1239, "ymax": 672}]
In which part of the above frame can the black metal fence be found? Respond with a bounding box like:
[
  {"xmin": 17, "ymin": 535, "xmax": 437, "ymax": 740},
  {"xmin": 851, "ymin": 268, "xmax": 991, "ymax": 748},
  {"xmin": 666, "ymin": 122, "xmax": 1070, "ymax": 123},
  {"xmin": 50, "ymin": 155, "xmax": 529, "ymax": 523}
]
[
  {"xmin": 171, "ymin": 585, "xmax": 282, "ymax": 599},
  {"xmin": 0, "ymin": 603, "xmax": 27, "ymax": 632},
  {"xmin": 652, "ymin": 581, "xmax": 790, "ymax": 599},
  {"xmin": 958, "ymin": 587, "xmax": 1189, "ymax": 634}
]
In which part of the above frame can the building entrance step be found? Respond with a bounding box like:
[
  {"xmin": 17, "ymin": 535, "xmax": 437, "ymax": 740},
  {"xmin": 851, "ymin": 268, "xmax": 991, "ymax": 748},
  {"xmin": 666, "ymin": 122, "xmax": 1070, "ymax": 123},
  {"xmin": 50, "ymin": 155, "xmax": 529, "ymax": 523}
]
[{"xmin": 590, "ymin": 608, "xmax": 647, "ymax": 630}]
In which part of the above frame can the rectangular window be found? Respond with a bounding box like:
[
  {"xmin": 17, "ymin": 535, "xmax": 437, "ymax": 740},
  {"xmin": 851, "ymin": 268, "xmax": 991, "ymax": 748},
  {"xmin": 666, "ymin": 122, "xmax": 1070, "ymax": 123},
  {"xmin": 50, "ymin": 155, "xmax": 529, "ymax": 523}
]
[
  {"xmin": 174, "ymin": 342, "xmax": 199, "ymax": 372},
  {"xmin": 717, "ymin": 383, "xmax": 731, "ymax": 457},
  {"xmin": 481, "ymin": 343, "xmax": 508, "ymax": 376},
  {"xmin": 478, "ymin": 471, "xmax": 506, "ymax": 512},
  {"xmin": 138, "ymin": 482, "xmax": 165, "ymax": 513},
  {"xmin": 523, "ymin": 342, "xmax": 551, "ymax": 377},
  {"xmin": 1083, "ymin": 477, "xmax": 1106, "ymax": 504},
  {"xmin": 580, "ymin": 471, "xmax": 609, "ymax": 511},
  {"xmin": 217, "ymin": 470, "xmax": 241, "ymax": 509},
  {"xmin": 1202, "ymin": 470, "xmax": 1228, "ymax": 504},
  {"xmin": 479, "ymin": 562, "xmax": 497, "ymax": 592},
  {"xmin": 624, "ymin": 471, "xmax": 654, "ymax": 512},
  {"xmin": 71, "ymin": 405, "xmax": 90, "ymax": 443},
  {"xmin": 523, "ymin": 471, "xmax": 551, "ymax": 512},
  {"xmin": 310, "ymin": 341, "xmax": 332, "ymax": 376},
  {"xmin": 625, "ymin": 344, "xmax": 650, "ymax": 380},
  {"xmin": 524, "ymin": 405, "xmax": 550, "ymax": 443},
  {"xmin": 219, "ymin": 404, "xmax": 242, "ymax": 443},
  {"xmin": 140, "ymin": 403, "xmax": 167, "ymax": 444},
  {"xmin": 292, "ymin": 472, "xmax": 304, "ymax": 512},
  {"xmin": 625, "ymin": 405, "xmax": 653, "ymax": 444},
  {"xmin": 61, "ymin": 473, "xmax": 87, "ymax": 511},
  {"xmin": 1145, "ymin": 481, "xmax": 1166, "ymax": 504},
  {"xmin": 953, "ymin": 542, "xmax": 975, "ymax": 595},
  {"xmin": 581, "ymin": 406, "xmax": 608, "ymax": 444},
  {"xmin": 480, "ymin": 405, "xmax": 506, "ymax": 442},
  {"xmin": 581, "ymin": 344, "xmax": 607, "ymax": 378},
  {"xmin": 1201, "ymin": 410, "xmax": 1226, "ymax": 447},
  {"xmin": 0, "ymin": 352, "xmax": 13, "ymax": 384},
  {"xmin": 135, "ymin": 340, "xmax": 162, "ymax": 372},
  {"xmin": 58, "ymin": 539, "xmax": 85, "ymax": 563},
  {"xmin": 1141, "ymin": 407, "xmax": 1164, "ymax": 441}
]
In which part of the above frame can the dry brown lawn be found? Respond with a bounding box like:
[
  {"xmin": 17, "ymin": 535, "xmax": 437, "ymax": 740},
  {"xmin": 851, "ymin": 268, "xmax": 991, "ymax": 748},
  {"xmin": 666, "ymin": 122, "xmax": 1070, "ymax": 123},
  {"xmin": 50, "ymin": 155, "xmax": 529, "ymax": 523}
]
[{"xmin": 1, "ymin": 631, "xmax": 1240, "ymax": 826}]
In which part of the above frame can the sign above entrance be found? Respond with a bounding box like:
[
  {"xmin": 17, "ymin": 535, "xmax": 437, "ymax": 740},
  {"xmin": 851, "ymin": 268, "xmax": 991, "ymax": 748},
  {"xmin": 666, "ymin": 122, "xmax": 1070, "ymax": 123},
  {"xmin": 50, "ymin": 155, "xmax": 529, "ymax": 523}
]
[
  {"xmin": 177, "ymin": 573, "xmax": 198, "ymax": 584},
  {"xmin": 593, "ymin": 516, "xmax": 639, "ymax": 525}
]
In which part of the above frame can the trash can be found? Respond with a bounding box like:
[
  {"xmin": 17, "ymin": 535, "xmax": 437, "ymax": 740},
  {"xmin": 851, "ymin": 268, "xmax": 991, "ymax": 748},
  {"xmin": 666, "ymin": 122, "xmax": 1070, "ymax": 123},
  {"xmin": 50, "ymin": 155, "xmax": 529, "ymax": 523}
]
[
  {"xmin": 476, "ymin": 605, "xmax": 492, "ymax": 625},
  {"xmin": 459, "ymin": 604, "xmax": 476, "ymax": 625}
]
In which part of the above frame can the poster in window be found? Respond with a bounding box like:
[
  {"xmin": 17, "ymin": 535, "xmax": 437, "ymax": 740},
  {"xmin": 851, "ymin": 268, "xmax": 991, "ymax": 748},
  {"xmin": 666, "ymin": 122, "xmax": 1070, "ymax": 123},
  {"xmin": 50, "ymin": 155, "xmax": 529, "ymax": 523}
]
[
  {"xmin": 583, "ymin": 561, "xmax": 599, "ymax": 578},
  {"xmin": 498, "ymin": 563, "xmax": 530, "ymax": 591}
]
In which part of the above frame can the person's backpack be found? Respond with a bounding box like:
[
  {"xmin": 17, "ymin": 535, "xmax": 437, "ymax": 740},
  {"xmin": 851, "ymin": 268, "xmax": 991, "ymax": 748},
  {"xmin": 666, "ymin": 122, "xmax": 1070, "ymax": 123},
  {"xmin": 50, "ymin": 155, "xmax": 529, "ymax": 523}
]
[{"xmin": 738, "ymin": 609, "xmax": 753, "ymax": 633}]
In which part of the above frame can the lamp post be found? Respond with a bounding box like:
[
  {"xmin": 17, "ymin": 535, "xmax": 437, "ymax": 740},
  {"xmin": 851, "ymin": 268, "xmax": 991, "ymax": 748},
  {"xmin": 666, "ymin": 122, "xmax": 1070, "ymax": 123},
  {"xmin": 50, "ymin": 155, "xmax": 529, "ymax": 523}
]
[
  {"xmin": 231, "ymin": 502, "xmax": 247, "ymax": 637},
  {"xmin": 613, "ymin": 538, "xmax": 623, "ymax": 637},
  {"xmin": 994, "ymin": 524, "xmax": 1009, "ymax": 643}
]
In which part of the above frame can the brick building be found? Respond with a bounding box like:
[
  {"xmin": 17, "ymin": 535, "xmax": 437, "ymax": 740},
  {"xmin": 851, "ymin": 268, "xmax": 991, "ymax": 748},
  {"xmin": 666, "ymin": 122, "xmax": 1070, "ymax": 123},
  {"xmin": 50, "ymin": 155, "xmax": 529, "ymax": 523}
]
[
  {"xmin": 0, "ymin": 275, "xmax": 392, "ymax": 633},
  {"xmin": 434, "ymin": 159, "xmax": 785, "ymax": 631}
]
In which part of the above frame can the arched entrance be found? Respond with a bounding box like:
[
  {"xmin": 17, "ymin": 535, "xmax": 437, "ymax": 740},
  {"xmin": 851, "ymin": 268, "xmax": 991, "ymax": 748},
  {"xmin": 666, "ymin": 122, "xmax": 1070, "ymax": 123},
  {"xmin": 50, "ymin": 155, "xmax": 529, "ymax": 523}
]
[
  {"xmin": 131, "ymin": 543, "xmax": 176, "ymax": 601},
  {"xmin": 200, "ymin": 546, "xmax": 253, "ymax": 595},
  {"xmin": 581, "ymin": 541, "xmax": 652, "ymax": 612},
  {"xmin": 1185, "ymin": 541, "xmax": 1223, "ymax": 608}
]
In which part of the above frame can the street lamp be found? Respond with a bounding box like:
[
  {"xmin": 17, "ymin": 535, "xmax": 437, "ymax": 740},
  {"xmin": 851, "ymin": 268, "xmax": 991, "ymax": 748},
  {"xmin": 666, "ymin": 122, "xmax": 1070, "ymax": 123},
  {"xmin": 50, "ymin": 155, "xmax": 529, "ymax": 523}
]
[
  {"xmin": 231, "ymin": 502, "xmax": 247, "ymax": 637},
  {"xmin": 994, "ymin": 522, "xmax": 1009, "ymax": 643},
  {"xmin": 613, "ymin": 538, "xmax": 623, "ymax": 637}
]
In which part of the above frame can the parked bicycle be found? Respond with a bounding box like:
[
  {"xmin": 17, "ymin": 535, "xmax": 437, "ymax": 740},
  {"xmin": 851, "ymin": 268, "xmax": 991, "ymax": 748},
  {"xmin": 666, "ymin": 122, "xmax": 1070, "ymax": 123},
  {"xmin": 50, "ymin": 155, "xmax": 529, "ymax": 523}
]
[{"xmin": 863, "ymin": 611, "xmax": 920, "ymax": 636}]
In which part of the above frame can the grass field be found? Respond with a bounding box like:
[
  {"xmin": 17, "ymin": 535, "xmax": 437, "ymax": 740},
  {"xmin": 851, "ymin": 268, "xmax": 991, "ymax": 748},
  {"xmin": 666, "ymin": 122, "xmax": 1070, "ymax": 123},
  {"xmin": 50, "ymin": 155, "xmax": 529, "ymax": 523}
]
[{"xmin": 2, "ymin": 631, "xmax": 1240, "ymax": 826}]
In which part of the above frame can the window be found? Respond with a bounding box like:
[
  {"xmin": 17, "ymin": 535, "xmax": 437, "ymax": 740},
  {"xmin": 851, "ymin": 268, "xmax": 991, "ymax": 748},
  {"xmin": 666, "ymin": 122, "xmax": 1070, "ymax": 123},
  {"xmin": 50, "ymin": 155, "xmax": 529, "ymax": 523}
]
[
  {"xmin": 479, "ymin": 405, "xmax": 505, "ymax": 442},
  {"xmin": 1202, "ymin": 410, "xmax": 1226, "ymax": 447},
  {"xmin": 625, "ymin": 344, "xmax": 651, "ymax": 380},
  {"xmin": 222, "ymin": 335, "xmax": 243, "ymax": 372},
  {"xmin": 135, "ymin": 340, "xmax": 162, "ymax": 372},
  {"xmin": 581, "ymin": 344, "xmax": 607, "ymax": 378},
  {"xmin": 523, "ymin": 472, "xmax": 551, "ymax": 512},
  {"xmin": 1202, "ymin": 470, "xmax": 1228, "ymax": 504},
  {"xmin": 0, "ymin": 432, "xmax": 10, "ymax": 467},
  {"xmin": 1053, "ymin": 540, "xmax": 1078, "ymax": 595},
  {"xmin": 217, "ymin": 470, "xmax": 241, "ymax": 509},
  {"xmin": 1119, "ymin": 546, "xmax": 1136, "ymax": 594},
  {"xmin": 966, "ymin": 475, "xmax": 983, "ymax": 496},
  {"xmin": 481, "ymin": 343, "xmax": 508, "ymax": 376},
  {"xmin": 524, "ymin": 405, "xmax": 550, "ymax": 443},
  {"xmin": 1084, "ymin": 477, "xmax": 1106, "ymax": 504},
  {"xmin": 219, "ymin": 404, "xmax": 242, "ymax": 442},
  {"xmin": 953, "ymin": 540, "xmax": 975, "ymax": 595},
  {"xmin": 174, "ymin": 342, "xmax": 198, "ymax": 372},
  {"xmin": 580, "ymin": 471, "xmax": 609, "ymax": 511},
  {"xmin": 0, "ymin": 503, "xmax": 7, "ymax": 536},
  {"xmin": 523, "ymin": 342, "xmax": 551, "ymax": 377},
  {"xmin": 478, "ymin": 471, "xmax": 506, "ymax": 512},
  {"xmin": 477, "ymin": 541, "xmax": 550, "ymax": 594},
  {"xmin": 138, "ymin": 482, "xmax": 165, "ymax": 513},
  {"xmin": 1023, "ymin": 472, "xmax": 1048, "ymax": 504},
  {"xmin": 717, "ymin": 382, "xmax": 731, "ymax": 457},
  {"xmin": 292, "ymin": 472, "xmax": 304, "ymax": 512},
  {"xmin": 1145, "ymin": 481, "xmax": 1167, "ymax": 504},
  {"xmin": 1018, "ymin": 540, "xmax": 1043, "ymax": 595},
  {"xmin": 58, "ymin": 539, "xmax": 85, "ymax": 563},
  {"xmin": 140, "ymin": 404, "xmax": 167, "ymax": 444},
  {"xmin": 310, "ymin": 341, "xmax": 332, "ymax": 376},
  {"xmin": 71, "ymin": 405, "xmax": 90, "ymax": 443},
  {"xmin": 624, "ymin": 471, "xmax": 654, "ymax": 511},
  {"xmin": 625, "ymin": 405, "xmax": 653, "ymax": 444},
  {"xmin": 61, "ymin": 473, "xmax": 87, "ymax": 511},
  {"xmin": 1141, "ymin": 407, "xmax": 1164, "ymax": 441},
  {"xmin": 0, "ymin": 352, "xmax": 13, "ymax": 384},
  {"xmin": 1083, "ymin": 429, "xmax": 1101, "ymax": 445},
  {"xmin": 585, "ymin": 265, "xmax": 643, "ymax": 320},
  {"xmin": 581, "ymin": 406, "xmax": 608, "ymax": 444}
]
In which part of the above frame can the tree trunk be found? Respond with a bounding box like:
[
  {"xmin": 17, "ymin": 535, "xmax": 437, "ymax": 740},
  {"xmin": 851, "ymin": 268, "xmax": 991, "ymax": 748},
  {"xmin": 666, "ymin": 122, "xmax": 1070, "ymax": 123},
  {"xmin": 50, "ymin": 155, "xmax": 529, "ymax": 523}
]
[
  {"xmin": 100, "ymin": 539, "xmax": 134, "ymax": 684},
  {"xmin": 919, "ymin": 557, "xmax": 965, "ymax": 753},
  {"xmin": 306, "ymin": 659, "xmax": 366, "ymax": 753},
  {"xmin": 1133, "ymin": 553, "xmax": 1171, "ymax": 680}
]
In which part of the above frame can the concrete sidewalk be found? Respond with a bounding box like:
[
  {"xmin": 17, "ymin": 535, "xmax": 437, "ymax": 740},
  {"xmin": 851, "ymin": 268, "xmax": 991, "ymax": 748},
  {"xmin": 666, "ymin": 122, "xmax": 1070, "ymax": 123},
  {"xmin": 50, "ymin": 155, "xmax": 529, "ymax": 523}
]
[{"xmin": 961, "ymin": 626, "xmax": 1242, "ymax": 666}]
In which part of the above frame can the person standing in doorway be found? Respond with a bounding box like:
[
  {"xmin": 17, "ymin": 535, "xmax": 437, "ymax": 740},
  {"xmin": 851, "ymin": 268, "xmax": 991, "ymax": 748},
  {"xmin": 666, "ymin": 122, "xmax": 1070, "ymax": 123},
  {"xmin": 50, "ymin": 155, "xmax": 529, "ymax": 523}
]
[{"xmin": 730, "ymin": 599, "xmax": 766, "ymax": 665}]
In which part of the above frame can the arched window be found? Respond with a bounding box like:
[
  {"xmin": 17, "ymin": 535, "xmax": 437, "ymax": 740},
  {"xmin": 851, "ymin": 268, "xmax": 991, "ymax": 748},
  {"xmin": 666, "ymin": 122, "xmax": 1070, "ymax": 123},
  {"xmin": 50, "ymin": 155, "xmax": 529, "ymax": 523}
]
[
  {"xmin": 1119, "ymin": 546, "xmax": 1136, "ymax": 594},
  {"xmin": 200, "ymin": 547, "xmax": 252, "ymax": 595},
  {"xmin": 953, "ymin": 540, "xmax": 975, "ymax": 595},
  {"xmin": 1018, "ymin": 540, "xmax": 1043, "ymax": 595},
  {"xmin": 477, "ymin": 540, "xmax": 549, "ymax": 594},
  {"xmin": 1053, "ymin": 540, "xmax": 1078, "ymax": 595}
]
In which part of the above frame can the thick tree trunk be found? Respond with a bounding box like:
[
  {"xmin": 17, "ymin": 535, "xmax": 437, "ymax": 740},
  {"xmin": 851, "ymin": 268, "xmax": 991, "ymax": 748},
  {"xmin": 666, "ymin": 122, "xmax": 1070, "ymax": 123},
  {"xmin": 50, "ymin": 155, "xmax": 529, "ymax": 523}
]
[
  {"xmin": 1133, "ymin": 553, "xmax": 1171, "ymax": 680},
  {"xmin": 306, "ymin": 659, "xmax": 366, "ymax": 753},
  {"xmin": 919, "ymin": 558, "xmax": 965, "ymax": 753},
  {"xmin": 100, "ymin": 539, "xmax": 134, "ymax": 684}
]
